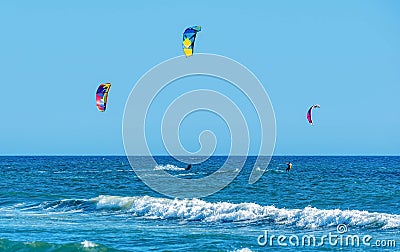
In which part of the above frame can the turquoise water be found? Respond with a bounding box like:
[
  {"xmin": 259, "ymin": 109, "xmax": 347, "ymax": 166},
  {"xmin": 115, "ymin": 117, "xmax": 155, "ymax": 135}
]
[{"xmin": 0, "ymin": 156, "xmax": 399, "ymax": 251}]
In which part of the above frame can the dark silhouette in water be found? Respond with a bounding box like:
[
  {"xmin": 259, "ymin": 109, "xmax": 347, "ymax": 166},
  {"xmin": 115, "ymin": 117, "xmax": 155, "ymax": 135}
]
[
  {"xmin": 286, "ymin": 162, "xmax": 293, "ymax": 172},
  {"xmin": 185, "ymin": 164, "xmax": 192, "ymax": 171}
]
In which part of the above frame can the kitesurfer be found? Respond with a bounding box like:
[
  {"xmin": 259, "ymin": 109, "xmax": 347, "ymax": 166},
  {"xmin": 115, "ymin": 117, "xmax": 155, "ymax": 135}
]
[
  {"xmin": 286, "ymin": 162, "xmax": 292, "ymax": 172},
  {"xmin": 185, "ymin": 164, "xmax": 192, "ymax": 171}
]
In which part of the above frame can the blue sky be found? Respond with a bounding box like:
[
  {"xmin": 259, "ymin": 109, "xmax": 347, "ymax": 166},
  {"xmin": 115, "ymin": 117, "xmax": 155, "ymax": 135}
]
[{"xmin": 1, "ymin": 0, "xmax": 399, "ymax": 155}]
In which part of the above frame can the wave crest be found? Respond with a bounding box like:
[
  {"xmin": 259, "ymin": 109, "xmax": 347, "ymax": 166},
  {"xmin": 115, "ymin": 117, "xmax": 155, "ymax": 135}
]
[
  {"xmin": 11, "ymin": 195, "xmax": 400, "ymax": 230},
  {"xmin": 154, "ymin": 164, "xmax": 185, "ymax": 171},
  {"xmin": 93, "ymin": 195, "xmax": 400, "ymax": 229}
]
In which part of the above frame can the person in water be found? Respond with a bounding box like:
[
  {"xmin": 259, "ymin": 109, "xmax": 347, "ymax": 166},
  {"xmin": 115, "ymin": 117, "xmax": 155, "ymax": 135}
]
[
  {"xmin": 286, "ymin": 162, "xmax": 293, "ymax": 172},
  {"xmin": 185, "ymin": 164, "xmax": 192, "ymax": 171}
]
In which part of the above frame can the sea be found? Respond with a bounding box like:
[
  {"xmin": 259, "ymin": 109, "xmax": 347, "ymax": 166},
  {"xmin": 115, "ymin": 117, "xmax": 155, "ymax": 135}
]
[{"xmin": 0, "ymin": 156, "xmax": 399, "ymax": 251}]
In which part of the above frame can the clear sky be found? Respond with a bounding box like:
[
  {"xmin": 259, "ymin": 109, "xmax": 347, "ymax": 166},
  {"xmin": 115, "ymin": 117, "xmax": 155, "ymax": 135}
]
[{"xmin": 1, "ymin": 0, "xmax": 399, "ymax": 155}]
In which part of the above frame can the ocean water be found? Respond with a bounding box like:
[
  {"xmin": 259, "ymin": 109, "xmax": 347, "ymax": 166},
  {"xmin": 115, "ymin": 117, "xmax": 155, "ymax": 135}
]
[{"xmin": 0, "ymin": 156, "xmax": 399, "ymax": 251}]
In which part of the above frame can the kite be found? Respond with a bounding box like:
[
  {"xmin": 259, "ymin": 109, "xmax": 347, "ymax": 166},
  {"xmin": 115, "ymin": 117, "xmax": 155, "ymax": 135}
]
[
  {"xmin": 96, "ymin": 83, "xmax": 111, "ymax": 112},
  {"xmin": 307, "ymin": 104, "xmax": 320, "ymax": 125},
  {"xmin": 182, "ymin": 26, "xmax": 201, "ymax": 57}
]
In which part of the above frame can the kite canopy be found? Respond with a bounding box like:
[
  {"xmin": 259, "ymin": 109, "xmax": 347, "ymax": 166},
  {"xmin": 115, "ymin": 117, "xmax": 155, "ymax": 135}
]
[
  {"xmin": 182, "ymin": 26, "xmax": 201, "ymax": 57},
  {"xmin": 307, "ymin": 104, "xmax": 320, "ymax": 125},
  {"xmin": 96, "ymin": 83, "xmax": 111, "ymax": 112}
]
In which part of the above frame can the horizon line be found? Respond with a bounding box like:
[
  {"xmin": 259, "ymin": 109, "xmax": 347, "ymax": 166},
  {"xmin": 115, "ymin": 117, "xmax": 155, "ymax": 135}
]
[{"xmin": 0, "ymin": 154, "xmax": 399, "ymax": 157}]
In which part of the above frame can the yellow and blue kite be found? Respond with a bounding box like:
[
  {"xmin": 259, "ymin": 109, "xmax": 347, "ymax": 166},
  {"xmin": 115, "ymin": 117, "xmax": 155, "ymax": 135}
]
[{"xmin": 182, "ymin": 26, "xmax": 201, "ymax": 57}]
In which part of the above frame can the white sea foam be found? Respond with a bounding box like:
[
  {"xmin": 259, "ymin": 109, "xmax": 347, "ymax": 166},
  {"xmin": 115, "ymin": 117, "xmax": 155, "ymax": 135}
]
[
  {"xmin": 93, "ymin": 195, "xmax": 400, "ymax": 229},
  {"xmin": 81, "ymin": 240, "xmax": 97, "ymax": 248},
  {"xmin": 11, "ymin": 195, "xmax": 399, "ymax": 230},
  {"xmin": 177, "ymin": 173, "xmax": 196, "ymax": 177},
  {"xmin": 154, "ymin": 164, "xmax": 185, "ymax": 171},
  {"xmin": 231, "ymin": 248, "xmax": 253, "ymax": 252}
]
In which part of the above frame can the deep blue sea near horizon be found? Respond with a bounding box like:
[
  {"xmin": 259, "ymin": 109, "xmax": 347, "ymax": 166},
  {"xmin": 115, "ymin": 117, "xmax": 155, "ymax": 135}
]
[{"xmin": 0, "ymin": 156, "xmax": 399, "ymax": 251}]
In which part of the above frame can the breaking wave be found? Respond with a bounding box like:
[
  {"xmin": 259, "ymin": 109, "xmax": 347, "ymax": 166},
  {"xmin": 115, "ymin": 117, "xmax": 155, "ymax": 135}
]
[
  {"xmin": 9, "ymin": 195, "xmax": 400, "ymax": 230},
  {"xmin": 154, "ymin": 164, "xmax": 185, "ymax": 171}
]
